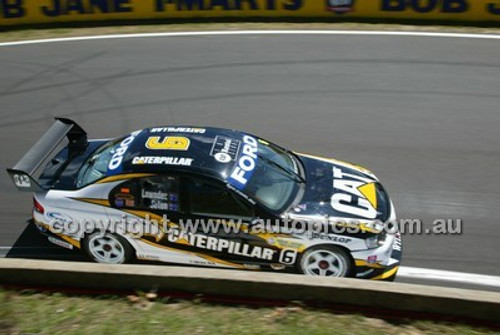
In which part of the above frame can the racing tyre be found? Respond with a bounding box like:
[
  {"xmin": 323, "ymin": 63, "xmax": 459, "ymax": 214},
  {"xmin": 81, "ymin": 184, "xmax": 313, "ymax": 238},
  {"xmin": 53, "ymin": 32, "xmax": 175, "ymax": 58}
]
[
  {"xmin": 298, "ymin": 246, "xmax": 353, "ymax": 277},
  {"xmin": 83, "ymin": 231, "xmax": 134, "ymax": 264}
]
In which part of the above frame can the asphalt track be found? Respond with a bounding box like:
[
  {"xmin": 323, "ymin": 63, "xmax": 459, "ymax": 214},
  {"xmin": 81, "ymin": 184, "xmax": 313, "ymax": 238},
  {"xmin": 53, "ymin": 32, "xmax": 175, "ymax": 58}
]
[{"xmin": 0, "ymin": 31, "xmax": 499, "ymax": 290}]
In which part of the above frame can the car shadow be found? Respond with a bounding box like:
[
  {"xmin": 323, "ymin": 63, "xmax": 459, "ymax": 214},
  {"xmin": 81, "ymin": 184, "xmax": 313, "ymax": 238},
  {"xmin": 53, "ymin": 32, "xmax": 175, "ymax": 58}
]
[
  {"xmin": 4, "ymin": 220, "xmax": 152, "ymax": 265},
  {"xmin": 5, "ymin": 221, "xmax": 88, "ymax": 262}
]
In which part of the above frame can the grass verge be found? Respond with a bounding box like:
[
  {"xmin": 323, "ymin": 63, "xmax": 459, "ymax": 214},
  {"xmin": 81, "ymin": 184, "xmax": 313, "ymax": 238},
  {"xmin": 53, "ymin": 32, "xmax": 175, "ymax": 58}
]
[
  {"xmin": 2, "ymin": 22, "xmax": 500, "ymax": 43},
  {"xmin": 0, "ymin": 287, "xmax": 497, "ymax": 335}
]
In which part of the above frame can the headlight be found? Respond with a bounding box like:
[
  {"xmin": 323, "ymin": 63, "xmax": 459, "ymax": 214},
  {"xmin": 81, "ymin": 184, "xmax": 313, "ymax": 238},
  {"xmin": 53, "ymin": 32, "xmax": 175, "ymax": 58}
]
[{"xmin": 365, "ymin": 232, "xmax": 387, "ymax": 249}]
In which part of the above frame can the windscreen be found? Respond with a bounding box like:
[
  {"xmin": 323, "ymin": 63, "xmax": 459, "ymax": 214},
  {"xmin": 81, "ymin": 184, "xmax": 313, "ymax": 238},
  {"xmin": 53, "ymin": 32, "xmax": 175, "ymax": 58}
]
[{"xmin": 227, "ymin": 135, "xmax": 303, "ymax": 212}]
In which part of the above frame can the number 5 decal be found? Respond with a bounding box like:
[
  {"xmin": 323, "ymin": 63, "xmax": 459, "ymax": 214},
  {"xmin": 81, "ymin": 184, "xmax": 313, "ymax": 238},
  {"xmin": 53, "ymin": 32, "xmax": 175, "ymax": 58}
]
[{"xmin": 146, "ymin": 136, "xmax": 190, "ymax": 150}]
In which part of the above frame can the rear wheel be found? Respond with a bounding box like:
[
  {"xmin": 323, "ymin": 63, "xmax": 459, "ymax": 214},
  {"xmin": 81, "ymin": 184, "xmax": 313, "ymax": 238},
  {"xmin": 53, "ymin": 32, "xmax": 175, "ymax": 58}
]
[
  {"xmin": 83, "ymin": 232, "xmax": 134, "ymax": 264},
  {"xmin": 299, "ymin": 246, "xmax": 352, "ymax": 277}
]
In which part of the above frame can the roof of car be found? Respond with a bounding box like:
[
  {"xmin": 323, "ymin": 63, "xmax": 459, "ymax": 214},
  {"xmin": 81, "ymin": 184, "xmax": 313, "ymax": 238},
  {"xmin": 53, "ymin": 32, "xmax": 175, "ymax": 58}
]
[{"xmin": 107, "ymin": 126, "xmax": 252, "ymax": 181}]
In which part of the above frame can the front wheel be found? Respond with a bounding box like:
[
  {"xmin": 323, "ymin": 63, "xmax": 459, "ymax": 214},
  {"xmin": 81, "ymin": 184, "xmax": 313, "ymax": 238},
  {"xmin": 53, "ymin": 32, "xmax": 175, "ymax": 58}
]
[
  {"xmin": 298, "ymin": 246, "xmax": 353, "ymax": 277},
  {"xmin": 82, "ymin": 232, "xmax": 134, "ymax": 264}
]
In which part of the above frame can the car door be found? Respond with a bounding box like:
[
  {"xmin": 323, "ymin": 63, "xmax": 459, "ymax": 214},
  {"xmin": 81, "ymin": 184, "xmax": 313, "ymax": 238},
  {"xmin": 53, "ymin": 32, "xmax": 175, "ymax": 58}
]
[{"xmin": 181, "ymin": 175, "xmax": 279, "ymax": 268}]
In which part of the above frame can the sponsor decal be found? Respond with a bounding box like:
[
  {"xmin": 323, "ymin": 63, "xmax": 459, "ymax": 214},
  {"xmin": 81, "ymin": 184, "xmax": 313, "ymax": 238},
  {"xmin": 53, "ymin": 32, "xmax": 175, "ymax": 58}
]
[
  {"xmin": 141, "ymin": 190, "xmax": 179, "ymax": 211},
  {"xmin": 356, "ymin": 269, "xmax": 375, "ymax": 277},
  {"xmin": 12, "ymin": 173, "xmax": 31, "ymax": 188},
  {"xmin": 145, "ymin": 136, "xmax": 190, "ymax": 151},
  {"xmin": 3, "ymin": 0, "xmax": 304, "ymax": 21},
  {"xmin": 381, "ymin": 0, "xmax": 469, "ymax": 14},
  {"xmin": 114, "ymin": 193, "xmax": 135, "ymax": 208},
  {"xmin": 210, "ymin": 136, "xmax": 241, "ymax": 163},
  {"xmin": 367, "ymin": 255, "xmax": 378, "ymax": 264},
  {"xmin": 169, "ymin": 203, "xmax": 179, "ymax": 211},
  {"xmin": 330, "ymin": 166, "xmax": 379, "ymax": 219},
  {"xmin": 189, "ymin": 259, "xmax": 217, "ymax": 266},
  {"xmin": 270, "ymin": 264, "xmax": 286, "ymax": 270},
  {"xmin": 150, "ymin": 127, "xmax": 206, "ymax": 134},
  {"xmin": 108, "ymin": 130, "xmax": 142, "ymax": 172},
  {"xmin": 132, "ymin": 156, "xmax": 193, "ymax": 166},
  {"xmin": 393, "ymin": 235, "xmax": 402, "ymax": 251},
  {"xmin": 309, "ymin": 233, "xmax": 352, "ymax": 244},
  {"xmin": 150, "ymin": 201, "xmax": 170, "ymax": 210},
  {"xmin": 167, "ymin": 229, "xmax": 276, "ymax": 261},
  {"xmin": 326, "ymin": 0, "xmax": 355, "ymax": 13},
  {"xmin": 214, "ymin": 152, "xmax": 231, "ymax": 163},
  {"xmin": 48, "ymin": 236, "xmax": 73, "ymax": 250},
  {"xmin": 142, "ymin": 190, "xmax": 168, "ymax": 200},
  {"xmin": 269, "ymin": 238, "xmax": 305, "ymax": 250},
  {"xmin": 46, "ymin": 212, "xmax": 73, "ymax": 225},
  {"xmin": 154, "ymin": 0, "xmax": 303, "ymax": 12},
  {"xmin": 228, "ymin": 135, "xmax": 258, "ymax": 190},
  {"xmin": 137, "ymin": 254, "xmax": 160, "ymax": 261}
]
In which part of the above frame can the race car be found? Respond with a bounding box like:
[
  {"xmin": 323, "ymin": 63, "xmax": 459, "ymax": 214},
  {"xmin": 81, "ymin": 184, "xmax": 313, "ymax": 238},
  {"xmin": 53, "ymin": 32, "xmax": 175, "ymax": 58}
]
[{"xmin": 7, "ymin": 118, "xmax": 401, "ymax": 280}]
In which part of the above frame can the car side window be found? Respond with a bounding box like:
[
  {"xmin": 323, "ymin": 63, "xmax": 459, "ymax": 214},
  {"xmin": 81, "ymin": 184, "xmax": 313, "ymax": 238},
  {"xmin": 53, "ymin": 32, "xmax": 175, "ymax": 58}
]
[
  {"xmin": 186, "ymin": 177, "xmax": 253, "ymax": 219},
  {"xmin": 110, "ymin": 175, "xmax": 181, "ymax": 212}
]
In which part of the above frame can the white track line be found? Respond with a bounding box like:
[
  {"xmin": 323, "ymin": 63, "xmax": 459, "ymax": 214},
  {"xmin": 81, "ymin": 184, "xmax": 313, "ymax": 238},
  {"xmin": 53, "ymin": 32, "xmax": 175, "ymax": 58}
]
[
  {"xmin": 0, "ymin": 246, "xmax": 55, "ymax": 249},
  {"xmin": 0, "ymin": 243, "xmax": 498, "ymax": 287},
  {"xmin": 398, "ymin": 266, "xmax": 500, "ymax": 288},
  {"xmin": 1, "ymin": 30, "xmax": 500, "ymax": 47}
]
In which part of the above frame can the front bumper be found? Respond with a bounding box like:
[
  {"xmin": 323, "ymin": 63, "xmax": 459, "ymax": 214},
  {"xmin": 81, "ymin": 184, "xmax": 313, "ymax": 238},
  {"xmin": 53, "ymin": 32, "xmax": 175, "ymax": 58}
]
[{"xmin": 352, "ymin": 232, "xmax": 402, "ymax": 280}]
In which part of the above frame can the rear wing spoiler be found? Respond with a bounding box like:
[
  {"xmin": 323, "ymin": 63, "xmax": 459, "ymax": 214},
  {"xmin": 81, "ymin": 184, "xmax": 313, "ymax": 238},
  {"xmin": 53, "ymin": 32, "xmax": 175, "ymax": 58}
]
[{"xmin": 6, "ymin": 118, "xmax": 87, "ymax": 192}]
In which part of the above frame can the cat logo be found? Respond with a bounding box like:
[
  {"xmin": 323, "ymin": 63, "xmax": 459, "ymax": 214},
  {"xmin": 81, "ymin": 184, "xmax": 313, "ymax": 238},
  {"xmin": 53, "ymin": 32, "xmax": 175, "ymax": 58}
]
[{"xmin": 330, "ymin": 166, "xmax": 379, "ymax": 219}]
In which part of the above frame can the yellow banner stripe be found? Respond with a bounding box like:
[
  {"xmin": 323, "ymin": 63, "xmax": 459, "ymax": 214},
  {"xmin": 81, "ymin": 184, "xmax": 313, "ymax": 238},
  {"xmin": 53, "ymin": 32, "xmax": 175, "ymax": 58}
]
[{"xmin": 2, "ymin": 1, "xmax": 499, "ymax": 26}]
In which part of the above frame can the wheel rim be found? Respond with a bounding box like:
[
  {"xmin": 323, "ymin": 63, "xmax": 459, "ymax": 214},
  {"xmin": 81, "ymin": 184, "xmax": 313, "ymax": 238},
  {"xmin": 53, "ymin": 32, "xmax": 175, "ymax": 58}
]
[
  {"xmin": 87, "ymin": 234, "xmax": 126, "ymax": 264},
  {"xmin": 301, "ymin": 249, "xmax": 347, "ymax": 277}
]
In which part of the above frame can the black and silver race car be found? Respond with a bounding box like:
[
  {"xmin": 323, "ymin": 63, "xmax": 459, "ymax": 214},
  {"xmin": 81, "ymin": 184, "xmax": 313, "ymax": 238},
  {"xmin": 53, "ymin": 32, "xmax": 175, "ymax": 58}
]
[{"xmin": 7, "ymin": 118, "xmax": 401, "ymax": 280}]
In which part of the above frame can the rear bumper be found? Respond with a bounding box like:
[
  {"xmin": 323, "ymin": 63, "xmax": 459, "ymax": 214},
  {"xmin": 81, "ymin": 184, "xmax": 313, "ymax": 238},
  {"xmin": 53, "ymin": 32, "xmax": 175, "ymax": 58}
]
[{"xmin": 32, "ymin": 217, "xmax": 81, "ymax": 250}]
